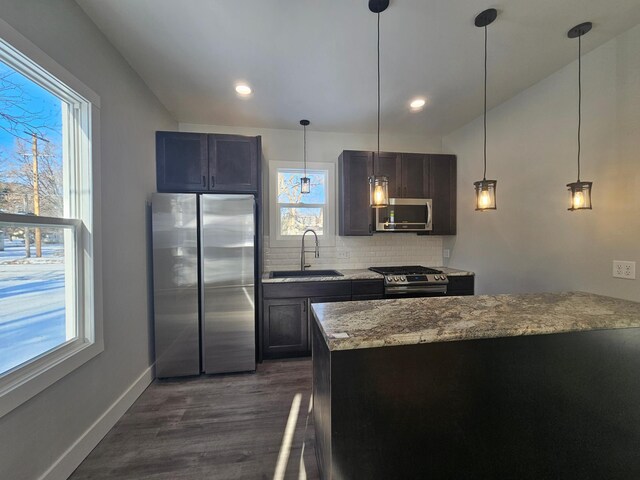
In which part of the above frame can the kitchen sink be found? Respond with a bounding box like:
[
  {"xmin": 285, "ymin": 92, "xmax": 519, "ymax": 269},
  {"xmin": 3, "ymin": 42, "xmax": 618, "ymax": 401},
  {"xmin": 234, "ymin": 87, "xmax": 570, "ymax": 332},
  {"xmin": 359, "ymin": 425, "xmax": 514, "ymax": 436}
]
[{"xmin": 269, "ymin": 269, "xmax": 344, "ymax": 278}]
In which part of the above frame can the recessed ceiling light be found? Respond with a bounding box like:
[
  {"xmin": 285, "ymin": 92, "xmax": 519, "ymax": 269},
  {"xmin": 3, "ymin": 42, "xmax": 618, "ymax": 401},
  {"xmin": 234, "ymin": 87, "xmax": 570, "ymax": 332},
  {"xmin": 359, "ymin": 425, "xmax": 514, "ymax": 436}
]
[
  {"xmin": 410, "ymin": 98, "xmax": 426, "ymax": 111},
  {"xmin": 235, "ymin": 84, "xmax": 252, "ymax": 96}
]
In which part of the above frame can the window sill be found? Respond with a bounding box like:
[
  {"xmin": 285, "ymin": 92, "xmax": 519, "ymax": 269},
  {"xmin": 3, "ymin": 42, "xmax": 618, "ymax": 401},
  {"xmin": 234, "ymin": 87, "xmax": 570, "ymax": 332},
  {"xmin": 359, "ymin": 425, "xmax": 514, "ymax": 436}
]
[{"xmin": 0, "ymin": 338, "xmax": 103, "ymax": 418}]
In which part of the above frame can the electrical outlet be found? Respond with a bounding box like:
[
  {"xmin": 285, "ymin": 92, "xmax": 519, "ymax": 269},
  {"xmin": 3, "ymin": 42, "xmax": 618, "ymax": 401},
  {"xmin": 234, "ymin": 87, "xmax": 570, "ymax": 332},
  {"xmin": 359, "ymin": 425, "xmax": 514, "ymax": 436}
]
[
  {"xmin": 613, "ymin": 261, "xmax": 636, "ymax": 279},
  {"xmin": 443, "ymin": 249, "xmax": 451, "ymax": 259},
  {"xmin": 336, "ymin": 251, "xmax": 350, "ymax": 259}
]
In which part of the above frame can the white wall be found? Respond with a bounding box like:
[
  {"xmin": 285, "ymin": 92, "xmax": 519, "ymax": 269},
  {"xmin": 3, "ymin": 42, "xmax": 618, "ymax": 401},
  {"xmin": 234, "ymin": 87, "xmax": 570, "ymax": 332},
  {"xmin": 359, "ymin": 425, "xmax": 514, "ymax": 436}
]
[
  {"xmin": 443, "ymin": 24, "xmax": 640, "ymax": 301},
  {"xmin": 180, "ymin": 122, "xmax": 447, "ymax": 269},
  {"xmin": 0, "ymin": 1, "xmax": 176, "ymax": 479}
]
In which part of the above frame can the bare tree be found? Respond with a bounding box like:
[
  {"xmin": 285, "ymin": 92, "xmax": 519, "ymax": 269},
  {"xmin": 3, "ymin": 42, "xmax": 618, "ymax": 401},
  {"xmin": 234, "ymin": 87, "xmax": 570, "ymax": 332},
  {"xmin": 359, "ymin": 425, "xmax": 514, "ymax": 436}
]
[
  {"xmin": 1, "ymin": 137, "xmax": 63, "ymax": 217},
  {"xmin": 0, "ymin": 69, "xmax": 58, "ymax": 142}
]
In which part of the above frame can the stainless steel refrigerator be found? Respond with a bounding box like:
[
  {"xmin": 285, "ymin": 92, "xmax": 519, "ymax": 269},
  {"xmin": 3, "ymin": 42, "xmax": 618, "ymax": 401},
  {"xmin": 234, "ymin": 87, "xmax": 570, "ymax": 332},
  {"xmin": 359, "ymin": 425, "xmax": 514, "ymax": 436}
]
[{"xmin": 152, "ymin": 193, "xmax": 256, "ymax": 378}]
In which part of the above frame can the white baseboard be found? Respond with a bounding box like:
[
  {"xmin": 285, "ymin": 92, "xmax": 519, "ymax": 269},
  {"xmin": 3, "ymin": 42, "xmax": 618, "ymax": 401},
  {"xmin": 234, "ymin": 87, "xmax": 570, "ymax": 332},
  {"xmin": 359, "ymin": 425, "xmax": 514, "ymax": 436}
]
[{"xmin": 38, "ymin": 365, "xmax": 155, "ymax": 480}]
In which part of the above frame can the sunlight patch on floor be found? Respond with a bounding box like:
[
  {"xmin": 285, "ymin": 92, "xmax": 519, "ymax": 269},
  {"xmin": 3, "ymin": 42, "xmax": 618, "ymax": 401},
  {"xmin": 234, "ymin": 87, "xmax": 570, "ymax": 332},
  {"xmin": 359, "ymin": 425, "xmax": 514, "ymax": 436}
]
[{"xmin": 273, "ymin": 392, "xmax": 302, "ymax": 480}]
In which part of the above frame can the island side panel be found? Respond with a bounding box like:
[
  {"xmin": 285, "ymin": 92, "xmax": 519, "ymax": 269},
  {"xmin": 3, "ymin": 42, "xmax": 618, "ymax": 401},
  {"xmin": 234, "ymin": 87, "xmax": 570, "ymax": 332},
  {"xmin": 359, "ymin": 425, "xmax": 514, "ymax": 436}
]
[
  {"xmin": 328, "ymin": 328, "xmax": 640, "ymax": 480},
  {"xmin": 311, "ymin": 318, "xmax": 331, "ymax": 480}
]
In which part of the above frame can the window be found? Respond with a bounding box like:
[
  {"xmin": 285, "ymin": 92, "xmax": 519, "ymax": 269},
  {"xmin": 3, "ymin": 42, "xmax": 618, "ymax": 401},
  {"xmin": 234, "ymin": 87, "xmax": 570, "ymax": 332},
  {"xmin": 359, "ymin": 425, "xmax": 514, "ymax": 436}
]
[
  {"xmin": 269, "ymin": 161, "xmax": 335, "ymax": 246},
  {"xmin": 0, "ymin": 23, "xmax": 101, "ymax": 417}
]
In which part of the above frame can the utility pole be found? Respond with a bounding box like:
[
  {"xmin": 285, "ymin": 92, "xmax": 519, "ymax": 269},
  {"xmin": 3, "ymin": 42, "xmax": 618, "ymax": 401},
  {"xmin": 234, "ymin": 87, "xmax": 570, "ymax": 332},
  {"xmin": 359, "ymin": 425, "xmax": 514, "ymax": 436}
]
[
  {"xmin": 24, "ymin": 193, "xmax": 30, "ymax": 257},
  {"xmin": 32, "ymin": 133, "xmax": 41, "ymax": 257},
  {"xmin": 22, "ymin": 131, "xmax": 50, "ymax": 258}
]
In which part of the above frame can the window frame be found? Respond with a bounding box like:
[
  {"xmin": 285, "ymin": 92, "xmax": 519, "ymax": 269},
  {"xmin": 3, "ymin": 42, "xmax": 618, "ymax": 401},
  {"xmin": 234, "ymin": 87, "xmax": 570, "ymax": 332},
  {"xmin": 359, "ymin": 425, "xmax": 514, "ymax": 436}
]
[
  {"xmin": 269, "ymin": 161, "xmax": 336, "ymax": 247},
  {"xmin": 0, "ymin": 18, "xmax": 102, "ymax": 418}
]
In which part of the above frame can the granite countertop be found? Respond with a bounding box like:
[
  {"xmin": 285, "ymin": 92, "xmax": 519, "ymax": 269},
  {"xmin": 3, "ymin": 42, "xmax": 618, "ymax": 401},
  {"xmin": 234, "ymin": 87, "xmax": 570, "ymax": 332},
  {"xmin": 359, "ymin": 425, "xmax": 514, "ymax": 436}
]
[
  {"xmin": 261, "ymin": 266, "xmax": 473, "ymax": 283},
  {"xmin": 312, "ymin": 291, "xmax": 640, "ymax": 351},
  {"xmin": 261, "ymin": 269, "xmax": 382, "ymax": 283}
]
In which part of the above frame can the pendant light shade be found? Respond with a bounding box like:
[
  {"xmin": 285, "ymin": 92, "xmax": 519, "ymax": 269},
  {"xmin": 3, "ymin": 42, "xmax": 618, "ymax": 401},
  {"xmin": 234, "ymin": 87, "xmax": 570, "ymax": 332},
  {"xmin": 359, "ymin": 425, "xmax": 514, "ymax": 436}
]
[
  {"xmin": 474, "ymin": 8, "xmax": 498, "ymax": 212},
  {"xmin": 368, "ymin": 0, "xmax": 390, "ymax": 208},
  {"xmin": 474, "ymin": 179, "xmax": 497, "ymax": 210},
  {"xmin": 567, "ymin": 22, "xmax": 593, "ymax": 211},
  {"xmin": 567, "ymin": 181, "xmax": 592, "ymax": 210},
  {"xmin": 370, "ymin": 176, "xmax": 389, "ymax": 209},
  {"xmin": 300, "ymin": 119, "xmax": 311, "ymax": 194}
]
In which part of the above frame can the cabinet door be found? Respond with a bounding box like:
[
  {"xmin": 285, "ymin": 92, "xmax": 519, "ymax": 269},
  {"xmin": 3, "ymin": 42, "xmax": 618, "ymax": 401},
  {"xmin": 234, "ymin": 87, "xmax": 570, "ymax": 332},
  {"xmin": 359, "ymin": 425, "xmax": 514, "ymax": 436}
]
[
  {"xmin": 156, "ymin": 132, "xmax": 208, "ymax": 192},
  {"xmin": 401, "ymin": 154, "xmax": 429, "ymax": 198},
  {"xmin": 263, "ymin": 298, "xmax": 308, "ymax": 359},
  {"xmin": 208, "ymin": 134, "xmax": 258, "ymax": 193},
  {"xmin": 429, "ymin": 154, "xmax": 457, "ymax": 235},
  {"xmin": 374, "ymin": 152, "xmax": 402, "ymax": 198},
  {"xmin": 339, "ymin": 151, "xmax": 374, "ymax": 236}
]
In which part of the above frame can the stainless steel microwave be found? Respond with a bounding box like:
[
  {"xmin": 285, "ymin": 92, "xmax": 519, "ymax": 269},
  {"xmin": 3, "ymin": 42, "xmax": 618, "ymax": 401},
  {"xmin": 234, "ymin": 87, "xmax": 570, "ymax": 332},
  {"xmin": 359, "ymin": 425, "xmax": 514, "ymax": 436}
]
[{"xmin": 375, "ymin": 198, "xmax": 433, "ymax": 232}]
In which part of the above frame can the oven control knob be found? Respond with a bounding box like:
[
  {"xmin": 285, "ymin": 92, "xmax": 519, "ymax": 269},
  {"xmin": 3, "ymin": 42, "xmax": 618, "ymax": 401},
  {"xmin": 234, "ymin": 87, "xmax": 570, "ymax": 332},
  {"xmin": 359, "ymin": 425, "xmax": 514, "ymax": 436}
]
[{"xmin": 400, "ymin": 276, "xmax": 406, "ymax": 282}]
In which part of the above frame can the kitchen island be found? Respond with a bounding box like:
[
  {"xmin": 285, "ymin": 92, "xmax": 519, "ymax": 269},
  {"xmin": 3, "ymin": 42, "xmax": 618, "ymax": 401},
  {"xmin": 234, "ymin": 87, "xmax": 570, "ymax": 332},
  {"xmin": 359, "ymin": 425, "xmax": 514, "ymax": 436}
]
[{"xmin": 311, "ymin": 292, "xmax": 640, "ymax": 480}]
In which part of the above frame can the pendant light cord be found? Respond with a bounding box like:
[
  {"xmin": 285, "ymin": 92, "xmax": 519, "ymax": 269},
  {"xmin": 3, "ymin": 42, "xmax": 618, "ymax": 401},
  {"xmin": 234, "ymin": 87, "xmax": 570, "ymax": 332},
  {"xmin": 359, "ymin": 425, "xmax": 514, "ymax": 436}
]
[
  {"xmin": 483, "ymin": 25, "xmax": 487, "ymax": 181},
  {"xmin": 377, "ymin": 11, "xmax": 381, "ymax": 159},
  {"xmin": 303, "ymin": 123, "xmax": 307, "ymax": 176},
  {"xmin": 577, "ymin": 34, "xmax": 582, "ymax": 182}
]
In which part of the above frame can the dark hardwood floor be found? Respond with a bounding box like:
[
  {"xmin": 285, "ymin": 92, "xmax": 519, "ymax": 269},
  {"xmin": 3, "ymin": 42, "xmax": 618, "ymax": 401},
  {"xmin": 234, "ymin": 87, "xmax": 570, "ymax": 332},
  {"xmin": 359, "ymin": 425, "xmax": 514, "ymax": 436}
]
[{"xmin": 70, "ymin": 359, "xmax": 318, "ymax": 480}]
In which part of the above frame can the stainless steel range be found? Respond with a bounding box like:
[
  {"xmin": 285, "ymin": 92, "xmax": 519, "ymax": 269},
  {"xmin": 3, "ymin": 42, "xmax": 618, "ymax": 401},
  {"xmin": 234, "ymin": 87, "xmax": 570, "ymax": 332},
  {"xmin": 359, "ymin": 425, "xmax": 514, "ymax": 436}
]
[{"xmin": 369, "ymin": 266, "xmax": 448, "ymax": 297}]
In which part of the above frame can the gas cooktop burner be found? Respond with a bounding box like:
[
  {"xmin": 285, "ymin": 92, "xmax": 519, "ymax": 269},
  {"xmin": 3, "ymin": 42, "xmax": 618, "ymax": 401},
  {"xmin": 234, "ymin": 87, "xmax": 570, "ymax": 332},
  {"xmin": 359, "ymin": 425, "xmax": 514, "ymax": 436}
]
[{"xmin": 369, "ymin": 266, "xmax": 442, "ymax": 275}]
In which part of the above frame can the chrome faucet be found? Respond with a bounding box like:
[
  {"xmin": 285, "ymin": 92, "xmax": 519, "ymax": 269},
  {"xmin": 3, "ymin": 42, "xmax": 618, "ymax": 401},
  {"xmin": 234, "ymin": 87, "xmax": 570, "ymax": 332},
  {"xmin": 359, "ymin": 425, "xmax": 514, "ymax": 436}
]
[{"xmin": 300, "ymin": 228, "xmax": 319, "ymax": 271}]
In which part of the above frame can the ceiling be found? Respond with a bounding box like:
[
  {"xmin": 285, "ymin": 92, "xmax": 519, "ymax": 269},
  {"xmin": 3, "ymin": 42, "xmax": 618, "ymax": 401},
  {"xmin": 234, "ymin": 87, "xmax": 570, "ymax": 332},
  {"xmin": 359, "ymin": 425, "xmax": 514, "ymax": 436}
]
[{"xmin": 76, "ymin": 0, "xmax": 640, "ymax": 136}]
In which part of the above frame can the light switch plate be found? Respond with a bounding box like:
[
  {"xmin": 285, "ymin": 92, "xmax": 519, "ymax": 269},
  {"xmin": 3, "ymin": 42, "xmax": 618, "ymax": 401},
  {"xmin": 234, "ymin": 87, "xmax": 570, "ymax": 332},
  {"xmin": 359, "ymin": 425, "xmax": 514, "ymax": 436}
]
[
  {"xmin": 613, "ymin": 260, "xmax": 636, "ymax": 279},
  {"xmin": 336, "ymin": 251, "xmax": 350, "ymax": 259},
  {"xmin": 443, "ymin": 249, "xmax": 450, "ymax": 258}
]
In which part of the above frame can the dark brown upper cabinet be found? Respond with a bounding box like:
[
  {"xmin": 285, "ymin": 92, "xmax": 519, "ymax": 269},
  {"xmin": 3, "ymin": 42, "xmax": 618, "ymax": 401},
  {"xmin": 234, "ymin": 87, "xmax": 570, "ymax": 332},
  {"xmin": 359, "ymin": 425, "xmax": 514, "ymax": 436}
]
[
  {"xmin": 156, "ymin": 132, "xmax": 208, "ymax": 192},
  {"xmin": 156, "ymin": 131, "xmax": 260, "ymax": 193},
  {"xmin": 208, "ymin": 135, "xmax": 259, "ymax": 193},
  {"xmin": 338, "ymin": 150, "xmax": 456, "ymax": 236},
  {"xmin": 374, "ymin": 152, "xmax": 429, "ymax": 199},
  {"xmin": 401, "ymin": 153, "xmax": 429, "ymax": 198},
  {"xmin": 374, "ymin": 152, "xmax": 402, "ymax": 198},
  {"xmin": 428, "ymin": 154, "xmax": 457, "ymax": 235},
  {"xmin": 339, "ymin": 150, "xmax": 374, "ymax": 236}
]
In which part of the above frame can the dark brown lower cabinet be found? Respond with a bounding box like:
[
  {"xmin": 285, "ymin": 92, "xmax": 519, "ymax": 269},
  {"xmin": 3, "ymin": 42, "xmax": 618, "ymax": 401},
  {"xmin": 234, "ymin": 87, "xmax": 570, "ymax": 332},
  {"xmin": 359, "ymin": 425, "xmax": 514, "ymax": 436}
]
[{"xmin": 262, "ymin": 298, "xmax": 308, "ymax": 359}]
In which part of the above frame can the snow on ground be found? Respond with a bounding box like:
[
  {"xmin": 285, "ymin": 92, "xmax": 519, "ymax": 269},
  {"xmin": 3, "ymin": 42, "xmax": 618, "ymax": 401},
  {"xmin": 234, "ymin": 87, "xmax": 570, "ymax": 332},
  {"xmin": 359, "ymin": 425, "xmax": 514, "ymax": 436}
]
[{"xmin": 0, "ymin": 241, "xmax": 66, "ymax": 374}]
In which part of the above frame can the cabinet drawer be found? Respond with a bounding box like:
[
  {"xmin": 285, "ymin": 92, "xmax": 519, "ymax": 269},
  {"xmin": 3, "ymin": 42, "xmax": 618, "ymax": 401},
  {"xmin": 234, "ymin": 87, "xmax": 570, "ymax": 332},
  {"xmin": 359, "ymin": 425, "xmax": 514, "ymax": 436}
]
[
  {"xmin": 352, "ymin": 280, "xmax": 384, "ymax": 296},
  {"xmin": 263, "ymin": 281, "xmax": 351, "ymax": 299}
]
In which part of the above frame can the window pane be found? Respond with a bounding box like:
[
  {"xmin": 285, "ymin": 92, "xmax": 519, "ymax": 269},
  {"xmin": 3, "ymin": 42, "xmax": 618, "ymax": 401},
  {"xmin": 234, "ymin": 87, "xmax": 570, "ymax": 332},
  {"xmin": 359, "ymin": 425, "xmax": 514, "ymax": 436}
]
[
  {"xmin": 280, "ymin": 207, "xmax": 323, "ymax": 236},
  {"xmin": 0, "ymin": 224, "xmax": 74, "ymax": 375},
  {"xmin": 0, "ymin": 60, "xmax": 64, "ymax": 218},
  {"xmin": 277, "ymin": 170, "xmax": 326, "ymax": 205}
]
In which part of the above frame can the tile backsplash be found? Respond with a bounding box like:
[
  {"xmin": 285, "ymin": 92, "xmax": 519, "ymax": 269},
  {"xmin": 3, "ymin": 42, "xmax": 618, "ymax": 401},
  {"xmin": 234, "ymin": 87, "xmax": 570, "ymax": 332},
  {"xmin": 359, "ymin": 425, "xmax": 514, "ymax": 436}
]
[{"xmin": 264, "ymin": 235, "xmax": 443, "ymax": 271}]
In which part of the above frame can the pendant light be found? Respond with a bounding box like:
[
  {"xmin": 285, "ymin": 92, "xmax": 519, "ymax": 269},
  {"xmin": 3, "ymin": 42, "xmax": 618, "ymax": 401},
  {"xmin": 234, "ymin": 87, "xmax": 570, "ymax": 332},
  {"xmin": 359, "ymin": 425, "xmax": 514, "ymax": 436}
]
[
  {"xmin": 368, "ymin": 0, "xmax": 389, "ymax": 209},
  {"xmin": 300, "ymin": 119, "xmax": 311, "ymax": 194},
  {"xmin": 566, "ymin": 22, "xmax": 593, "ymax": 210},
  {"xmin": 473, "ymin": 8, "xmax": 498, "ymax": 211}
]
